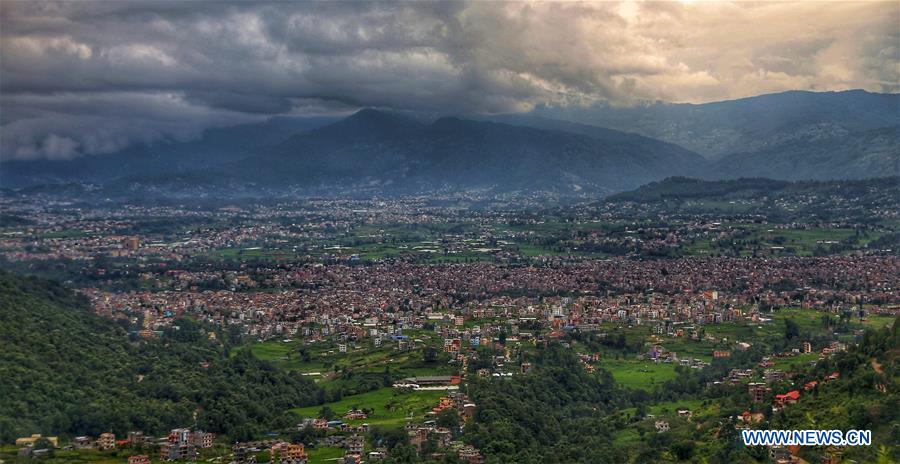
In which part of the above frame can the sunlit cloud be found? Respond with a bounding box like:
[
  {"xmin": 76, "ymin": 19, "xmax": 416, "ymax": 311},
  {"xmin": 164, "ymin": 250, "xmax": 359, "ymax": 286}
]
[{"xmin": 1, "ymin": 0, "xmax": 897, "ymax": 159}]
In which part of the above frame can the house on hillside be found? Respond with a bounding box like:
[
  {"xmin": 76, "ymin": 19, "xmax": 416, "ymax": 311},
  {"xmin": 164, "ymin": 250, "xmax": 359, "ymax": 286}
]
[
  {"xmin": 774, "ymin": 390, "xmax": 800, "ymax": 409},
  {"xmin": 654, "ymin": 421, "xmax": 670, "ymax": 433}
]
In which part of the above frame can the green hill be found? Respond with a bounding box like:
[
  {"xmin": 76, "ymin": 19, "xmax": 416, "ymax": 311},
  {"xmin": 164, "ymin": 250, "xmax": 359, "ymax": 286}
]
[{"xmin": 0, "ymin": 271, "xmax": 323, "ymax": 442}]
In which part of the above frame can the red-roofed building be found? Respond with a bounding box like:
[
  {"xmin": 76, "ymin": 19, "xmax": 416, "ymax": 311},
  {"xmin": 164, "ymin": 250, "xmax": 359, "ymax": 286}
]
[{"xmin": 774, "ymin": 390, "xmax": 800, "ymax": 408}]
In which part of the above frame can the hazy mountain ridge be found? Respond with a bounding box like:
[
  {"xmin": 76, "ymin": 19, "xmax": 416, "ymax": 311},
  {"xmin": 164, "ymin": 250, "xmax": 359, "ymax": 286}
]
[
  {"xmin": 708, "ymin": 125, "xmax": 899, "ymax": 180},
  {"xmin": 213, "ymin": 110, "xmax": 708, "ymax": 194},
  {"xmin": 2, "ymin": 90, "xmax": 898, "ymax": 196},
  {"xmin": 0, "ymin": 116, "xmax": 337, "ymax": 188},
  {"xmin": 534, "ymin": 90, "xmax": 899, "ymax": 158}
]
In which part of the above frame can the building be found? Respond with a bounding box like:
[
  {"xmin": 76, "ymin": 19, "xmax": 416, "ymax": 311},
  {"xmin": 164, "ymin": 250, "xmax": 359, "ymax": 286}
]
[
  {"xmin": 271, "ymin": 442, "xmax": 307, "ymax": 463},
  {"xmin": 169, "ymin": 428, "xmax": 191, "ymax": 443},
  {"xmin": 345, "ymin": 409, "xmax": 368, "ymax": 420},
  {"xmin": 769, "ymin": 446, "xmax": 793, "ymax": 463},
  {"xmin": 654, "ymin": 421, "xmax": 670, "ymax": 433},
  {"xmin": 15, "ymin": 434, "xmax": 58, "ymax": 448},
  {"xmin": 160, "ymin": 442, "xmax": 197, "ymax": 461},
  {"xmin": 345, "ymin": 435, "xmax": 365, "ymax": 455},
  {"xmin": 458, "ymin": 445, "xmax": 484, "ymax": 464},
  {"xmin": 98, "ymin": 432, "xmax": 116, "ymax": 450},
  {"xmin": 127, "ymin": 431, "xmax": 145, "ymax": 444},
  {"xmin": 73, "ymin": 436, "xmax": 92, "ymax": 449},
  {"xmin": 285, "ymin": 444, "xmax": 307, "ymax": 460},
  {"xmin": 160, "ymin": 428, "xmax": 198, "ymax": 462},
  {"xmin": 193, "ymin": 431, "xmax": 215, "ymax": 449},
  {"xmin": 774, "ymin": 390, "xmax": 801, "ymax": 408},
  {"xmin": 397, "ymin": 376, "xmax": 461, "ymax": 388},
  {"xmin": 749, "ymin": 383, "xmax": 771, "ymax": 404},
  {"xmin": 232, "ymin": 445, "xmax": 257, "ymax": 464},
  {"xmin": 462, "ymin": 403, "xmax": 477, "ymax": 420},
  {"xmin": 764, "ymin": 369, "xmax": 786, "ymax": 383},
  {"xmin": 128, "ymin": 455, "xmax": 151, "ymax": 464}
]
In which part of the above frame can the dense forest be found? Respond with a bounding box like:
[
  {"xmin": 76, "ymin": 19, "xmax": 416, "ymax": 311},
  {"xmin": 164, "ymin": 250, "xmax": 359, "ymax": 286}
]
[
  {"xmin": 463, "ymin": 346, "xmax": 629, "ymax": 464},
  {"xmin": 0, "ymin": 271, "xmax": 323, "ymax": 442}
]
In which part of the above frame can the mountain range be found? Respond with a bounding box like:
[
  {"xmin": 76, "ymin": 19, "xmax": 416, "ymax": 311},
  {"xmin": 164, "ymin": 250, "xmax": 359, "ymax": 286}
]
[
  {"xmin": 215, "ymin": 109, "xmax": 706, "ymax": 194},
  {"xmin": 533, "ymin": 89, "xmax": 899, "ymax": 159},
  {"xmin": 1, "ymin": 90, "xmax": 898, "ymax": 196}
]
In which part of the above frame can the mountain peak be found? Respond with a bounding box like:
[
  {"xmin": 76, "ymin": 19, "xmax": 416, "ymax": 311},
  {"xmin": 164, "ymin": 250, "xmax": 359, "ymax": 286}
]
[
  {"xmin": 300, "ymin": 108, "xmax": 424, "ymax": 144},
  {"xmin": 348, "ymin": 107, "xmax": 392, "ymax": 120}
]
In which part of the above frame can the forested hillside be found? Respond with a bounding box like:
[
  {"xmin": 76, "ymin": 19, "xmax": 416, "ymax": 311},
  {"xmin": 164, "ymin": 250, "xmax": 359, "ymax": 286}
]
[
  {"xmin": 771, "ymin": 319, "xmax": 900, "ymax": 464},
  {"xmin": 0, "ymin": 271, "xmax": 323, "ymax": 442},
  {"xmin": 463, "ymin": 346, "xmax": 629, "ymax": 464}
]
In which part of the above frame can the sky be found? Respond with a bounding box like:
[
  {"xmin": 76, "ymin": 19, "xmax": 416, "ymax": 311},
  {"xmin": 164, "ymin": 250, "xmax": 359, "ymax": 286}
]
[{"xmin": 1, "ymin": 1, "xmax": 898, "ymax": 160}]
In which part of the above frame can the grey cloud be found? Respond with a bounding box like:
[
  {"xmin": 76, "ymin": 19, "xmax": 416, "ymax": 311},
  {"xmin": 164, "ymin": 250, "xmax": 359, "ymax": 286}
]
[
  {"xmin": 1, "ymin": 92, "xmax": 260, "ymax": 160},
  {"xmin": 1, "ymin": 0, "xmax": 897, "ymax": 160}
]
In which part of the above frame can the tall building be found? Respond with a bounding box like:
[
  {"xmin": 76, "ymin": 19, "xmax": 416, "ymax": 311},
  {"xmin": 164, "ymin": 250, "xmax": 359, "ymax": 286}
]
[
  {"xmin": 160, "ymin": 428, "xmax": 198, "ymax": 462},
  {"xmin": 97, "ymin": 433, "xmax": 116, "ymax": 450}
]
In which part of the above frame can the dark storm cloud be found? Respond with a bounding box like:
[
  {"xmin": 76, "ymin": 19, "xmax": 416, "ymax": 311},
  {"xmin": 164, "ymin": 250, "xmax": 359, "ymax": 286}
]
[{"xmin": 1, "ymin": 1, "xmax": 897, "ymax": 160}]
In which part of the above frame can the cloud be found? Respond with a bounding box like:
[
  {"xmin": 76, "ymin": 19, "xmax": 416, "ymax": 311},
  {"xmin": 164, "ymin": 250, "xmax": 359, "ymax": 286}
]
[
  {"xmin": 0, "ymin": 92, "xmax": 261, "ymax": 160},
  {"xmin": 1, "ymin": 0, "xmax": 897, "ymax": 159}
]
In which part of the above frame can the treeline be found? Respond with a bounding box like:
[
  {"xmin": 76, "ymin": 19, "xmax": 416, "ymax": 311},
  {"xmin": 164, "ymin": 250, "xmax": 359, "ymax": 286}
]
[{"xmin": 0, "ymin": 271, "xmax": 323, "ymax": 443}]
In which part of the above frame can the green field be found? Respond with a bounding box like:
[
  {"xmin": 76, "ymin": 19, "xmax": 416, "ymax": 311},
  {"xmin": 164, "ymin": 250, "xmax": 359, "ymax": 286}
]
[
  {"xmin": 770, "ymin": 352, "xmax": 819, "ymax": 370},
  {"xmin": 598, "ymin": 358, "xmax": 679, "ymax": 390},
  {"xmin": 658, "ymin": 338, "xmax": 716, "ymax": 362},
  {"xmin": 237, "ymin": 333, "xmax": 453, "ymax": 383},
  {"xmin": 37, "ymin": 229, "xmax": 92, "ymax": 239},
  {"xmin": 306, "ymin": 446, "xmax": 345, "ymax": 464},
  {"xmin": 862, "ymin": 313, "xmax": 896, "ymax": 330},
  {"xmin": 681, "ymin": 224, "xmax": 883, "ymax": 257},
  {"xmin": 207, "ymin": 247, "xmax": 303, "ymax": 261},
  {"xmin": 239, "ymin": 339, "xmax": 331, "ymax": 373},
  {"xmin": 290, "ymin": 387, "xmax": 446, "ymax": 428}
]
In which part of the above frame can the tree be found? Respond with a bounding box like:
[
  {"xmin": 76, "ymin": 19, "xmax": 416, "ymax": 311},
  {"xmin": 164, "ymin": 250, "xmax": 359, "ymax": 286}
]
[
  {"xmin": 784, "ymin": 318, "xmax": 800, "ymax": 340},
  {"xmin": 670, "ymin": 440, "xmax": 695, "ymax": 460},
  {"xmin": 435, "ymin": 408, "xmax": 460, "ymax": 431},
  {"xmin": 423, "ymin": 346, "xmax": 438, "ymax": 363},
  {"xmin": 634, "ymin": 403, "xmax": 649, "ymax": 420},
  {"xmin": 384, "ymin": 443, "xmax": 418, "ymax": 464},
  {"xmin": 369, "ymin": 426, "xmax": 410, "ymax": 450},
  {"xmin": 33, "ymin": 437, "xmax": 55, "ymax": 456},
  {"xmin": 318, "ymin": 406, "xmax": 335, "ymax": 420}
]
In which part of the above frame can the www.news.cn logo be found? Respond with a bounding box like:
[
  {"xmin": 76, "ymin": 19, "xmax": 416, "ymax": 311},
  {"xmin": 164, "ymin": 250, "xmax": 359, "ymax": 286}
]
[{"xmin": 741, "ymin": 429, "xmax": 872, "ymax": 447}]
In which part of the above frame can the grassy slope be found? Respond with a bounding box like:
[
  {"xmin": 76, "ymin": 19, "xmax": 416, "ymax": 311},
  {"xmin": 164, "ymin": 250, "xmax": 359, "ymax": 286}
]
[{"xmin": 290, "ymin": 387, "xmax": 446, "ymax": 428}]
